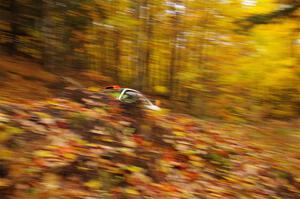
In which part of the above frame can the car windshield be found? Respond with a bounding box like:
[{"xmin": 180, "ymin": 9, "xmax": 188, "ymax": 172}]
[{"xmin": 121, "ymin": 91, "xmax": 139, "ymax": 103}]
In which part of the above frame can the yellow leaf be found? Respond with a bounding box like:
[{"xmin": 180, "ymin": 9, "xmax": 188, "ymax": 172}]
[
  {"xmin": 0, "ymin": 133, "xmax": 10, "ymax": 143},
  {"xmin": 34, "ymin": 150, "xmax": 56, "ymax": 158},
  {"xmin": 126, "ymin": 166, "xmax": 142, "ymax": 173},
  {"xmin": 122, "ymin": 139, "xmax": 137, "ymax": 148},
  {"xmin": 84, "ymin": 180, "xmax": 102, "ymax": 189},
  {"xmin": 87, "ymin": 87, "xmax": 101, "ymax": 92},
  {"xmin": 6, "ymin": 126, "xmax": 23, "ymax": 135},
  {"xmin": 174, "ymin": 131, "xmax": 186, "ymax": 137},
  {"xmin": 0, "ymin": 179, "xmax": 11, "ymax": 187},
  {"xmin": 63, "ymin": 153, "xmax": 76, "ymax": 160},
  {"xmin": 125, "ymin": 188, "xmax": 139, "ymax": 195},
  {"xmin": 191, "ymin": 160, "xmax": 204, "ymax": 167},
  {"xmin": 33, "ymin": 112, "xmax": 51, "ymax": 118}
]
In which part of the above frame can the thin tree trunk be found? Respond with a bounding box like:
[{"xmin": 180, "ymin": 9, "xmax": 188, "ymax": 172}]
[
  {"xmin": 169, "ymin": 7, "xmax": 180, "ymax": 99},
  {"xmin": 114, "ymin": 30, "xmax": 121, "ymax": 83},
  {"xmin": 100, "ymin": 30, "xmax": 107, "ymax": 74},
  {"xmin": 9, "ymin": 0, "xmax": 17, "ymax": 54},
  {"xmin": 143, "ymin": 0, "xmax": 153, "ymax": 91},
  {"xmin": 194, "ymin": 1, "xmax": 210, "ymax": 116},
  {"xmin": 40, "ymin": 0, "xmax": 55, "ymax": 70},
  {"xmin": 132, "ymin": 0, "xmax": 144, "ymax": 90}
]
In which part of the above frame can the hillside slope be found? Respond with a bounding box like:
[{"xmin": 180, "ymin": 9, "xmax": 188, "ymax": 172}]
[
  {"xmin": 0, "ymin": 56, "xmax": 111, "ymax": 102},
  {"xmin": 0, "ymin": 87, "xmax": 299, "ymax": 199}
]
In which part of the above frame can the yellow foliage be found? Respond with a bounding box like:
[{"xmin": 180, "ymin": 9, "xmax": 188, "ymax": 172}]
[
  {"xmin": 0, "ymin": 147, "xmax": 14, "ymax": 160},
  {"xmin": 154, "ymin": 86, "xmax": 168, "ymax": 94}
]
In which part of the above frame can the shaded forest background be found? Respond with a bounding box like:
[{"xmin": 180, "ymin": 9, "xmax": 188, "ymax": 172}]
[{"xmin": 0, "ymin": 0, "xmax": 299, "ymax": 121}]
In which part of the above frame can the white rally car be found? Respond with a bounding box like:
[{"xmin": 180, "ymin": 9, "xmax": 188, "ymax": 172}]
[{"xmin": 103, "ymin": 85, "xmax": 161, "ymax": 111}]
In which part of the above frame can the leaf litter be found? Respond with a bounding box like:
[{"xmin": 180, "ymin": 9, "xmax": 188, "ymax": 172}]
[{"xmin": 0, "ymin": 87, "xmax": 299, "ymax": 199}]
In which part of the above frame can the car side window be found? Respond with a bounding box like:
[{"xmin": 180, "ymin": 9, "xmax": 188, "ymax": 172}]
[
  {"xmin": 120, "ymin": 91, "xmax": 139, "ymax": 103},
  {"xmin": 138, "ymin": 95, "xmax": 151, "ymax": 106}
]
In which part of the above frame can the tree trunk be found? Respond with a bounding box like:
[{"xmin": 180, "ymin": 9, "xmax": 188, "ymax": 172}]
[
  {"xmin": 9, "ymin": 0, "xmax": 17, "ymax": 54},
  {"xmin": 114, "ymin": 30, "xmax": 121, "ymax": 83},
  {"xmin": 169, "ymin": 6, "xmax": 180, "ymax": 99},
  {"xmin": 143, "ymin": 0, "xmax": 153, "ymax": 92}
]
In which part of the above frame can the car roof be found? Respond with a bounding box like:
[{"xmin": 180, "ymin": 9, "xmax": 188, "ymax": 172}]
[
  {"xmin": 122, "ymin": 88, "xmax": 141, "ymax": 93},
  {"xmin": 105, "ymin": 85, "xmax": 121, "ymax": 89},
  {"xmin": 104, "ymin": 86, "xmax": 141, "ymax": 93}
]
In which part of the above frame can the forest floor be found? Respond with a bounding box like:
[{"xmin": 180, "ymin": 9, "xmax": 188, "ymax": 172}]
[
  {"xmin": 0, "ymin": 55, "xmax": 112, "ymax": 102},
  {"xmin": 0, "ymin": 56, "xmax": 300, "ymax": 198}
]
